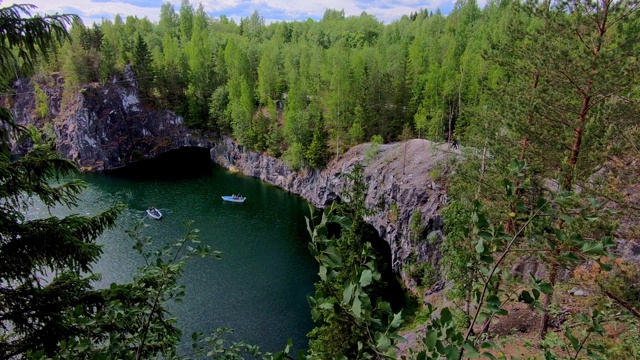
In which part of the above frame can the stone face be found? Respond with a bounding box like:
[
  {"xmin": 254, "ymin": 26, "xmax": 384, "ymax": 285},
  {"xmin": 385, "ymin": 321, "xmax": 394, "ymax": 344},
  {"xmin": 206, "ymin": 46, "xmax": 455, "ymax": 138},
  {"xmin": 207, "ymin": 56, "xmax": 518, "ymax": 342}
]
[
  {"xmin": 211, "ymin": 136, "xmax": 455, "ymax": 274},
  {"xmin": 7, "ymin": 66, "xmax": 212, "ymax": 171},
  {"xmin": 8, "ymin": 69, "xmax": 640, "ymax": 310},
  {"xmin": 7, "ymin": 69, "xmax": 456, "ymax": 286}
]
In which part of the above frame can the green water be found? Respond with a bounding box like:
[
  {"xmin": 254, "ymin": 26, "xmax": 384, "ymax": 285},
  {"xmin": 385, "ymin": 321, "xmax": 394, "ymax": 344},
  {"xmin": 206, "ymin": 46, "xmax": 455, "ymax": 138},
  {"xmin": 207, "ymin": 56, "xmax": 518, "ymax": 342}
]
[{"xmin": 39, "ymin": 149, "xmax": 318, "ymax": 354}]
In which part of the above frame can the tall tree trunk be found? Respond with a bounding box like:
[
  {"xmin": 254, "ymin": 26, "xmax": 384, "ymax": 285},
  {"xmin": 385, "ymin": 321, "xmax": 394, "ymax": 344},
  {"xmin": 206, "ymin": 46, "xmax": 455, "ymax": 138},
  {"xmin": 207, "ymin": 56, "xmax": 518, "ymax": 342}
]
[{"xmin": 540, "ymin": 2, "xmax": 608, "ymax": 341}]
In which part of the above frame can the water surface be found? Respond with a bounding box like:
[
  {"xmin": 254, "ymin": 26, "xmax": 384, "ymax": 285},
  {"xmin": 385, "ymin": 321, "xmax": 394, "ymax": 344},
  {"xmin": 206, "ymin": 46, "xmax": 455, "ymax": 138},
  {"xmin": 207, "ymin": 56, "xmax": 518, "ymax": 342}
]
[{"xmin": 38, "ymin": 149, "xmax": 318, "ymax": 354}]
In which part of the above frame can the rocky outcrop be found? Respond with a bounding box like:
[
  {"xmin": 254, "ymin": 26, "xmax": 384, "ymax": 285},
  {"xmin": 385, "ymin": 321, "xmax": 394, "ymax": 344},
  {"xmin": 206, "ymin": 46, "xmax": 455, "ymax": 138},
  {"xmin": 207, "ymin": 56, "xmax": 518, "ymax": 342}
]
[
  {"xmin": 211, "ymin": 136, "xmax": 457, "ymax": 279},
  {"xmin": 6, "ymin": 69, "xmax": 456, "ymax": 288},
  {"xmin": 7, "ymin": 67, "xmax": 211, "ymax": 171}
]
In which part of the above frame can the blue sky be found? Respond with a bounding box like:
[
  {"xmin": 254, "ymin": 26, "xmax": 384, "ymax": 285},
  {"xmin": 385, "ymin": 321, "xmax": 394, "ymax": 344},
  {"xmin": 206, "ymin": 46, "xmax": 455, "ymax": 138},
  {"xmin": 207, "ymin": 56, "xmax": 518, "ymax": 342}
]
[{"xmin": 15, "ymin": 0, "xmax": 467, "ymax": 26}]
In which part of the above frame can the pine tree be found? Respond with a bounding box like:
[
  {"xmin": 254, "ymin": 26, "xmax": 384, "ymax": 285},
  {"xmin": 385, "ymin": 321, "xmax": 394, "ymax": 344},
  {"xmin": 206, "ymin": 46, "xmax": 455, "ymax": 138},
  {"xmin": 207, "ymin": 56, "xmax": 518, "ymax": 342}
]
[
  {"xmin": 492, "ymin": 0, "xmax": 640, "ymax": 339},
  {"xmin": 132, "ymin": 33, "xmax": 153, "ymax": 101},
  {"xmin": 0, "ymin": 6, "xmax": 124, "ymax": 357}
]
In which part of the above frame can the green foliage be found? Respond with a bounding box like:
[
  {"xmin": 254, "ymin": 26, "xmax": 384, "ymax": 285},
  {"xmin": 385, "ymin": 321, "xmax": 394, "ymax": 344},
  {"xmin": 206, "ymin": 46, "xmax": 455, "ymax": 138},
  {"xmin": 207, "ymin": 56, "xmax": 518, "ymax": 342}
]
[
  {"xmin": 132, "ymin": 33, "xmax": 153, "ymax": 101},
  {"xmin": 21, "ymin": 0, "xmax": 528, "ymax": 160},
  {"xmin": 537, "ymin": 309, "xmax": 607, "ymax": 360},
  {"xmin": 409, "ymin": 210, "xmax": 424, "ymax": 243},
  {"xmin": 441, "ymin": 200, "xmax": 478, "ymax": 302},
  {"xmin": 365, "ymin": 134, "xmax": 383, "ymax": 163},
  {"xmin": 27, "ymin": 221, "xmax": 218, "ymax": 359},
  {"xmin": 339, "ymin": 163, "xmax": 374, "ymax": 220},
  {"xmin": 306, "ymin": 203, "xmax": 404, "ymax": 359},
  {"xmin": 209, "ymin": 86, "xmax": 231, "ymax": 131},
  {"xmin": 282, "ymin": 141, "xmax": 305, "ymax": 170},
  {"xmin": 305, "ymin": 127, "xmax": 329, "ymax": 169},
  {"xmin": 60, "ymin": 18, "xmax": 103, "ymax": 91},
  {"xmin": 348, "ymin": 120, "xmax": 365, "ymax": 146},
  {"xmin": 408, "ymin": 261, "xmax": 438, "ymax": 289},
  {"xmin": 8, "ymin": 1, "xmax": 640, "ymax": 357},
  {"xmin": 0, "ymin": 8, "xmax": 275, "ymax": 359},
  {"xmin": 33, "ymin": 81, "xmax": 49, "ymax": 118},
  {"xmin": 412, "ymin": 178, "xmax": 620, "ymax": 359},
  {"xmin": 388, "ymin": 202, "xmax": 400, "ymax": 224},
  {"xmin": 1, "ymin": 104, "xmax": 126, "ymax": 359},
  {"xmin": 306, "ymin": 164, "xmax": 404, "ymax": 359},
  {"xmin": 0, "ymin": 4, "xmax": 75, "ymax": 85},
  {"xmin": 0, "ymin": 9, "xmax": 127, "ymax": 357}
]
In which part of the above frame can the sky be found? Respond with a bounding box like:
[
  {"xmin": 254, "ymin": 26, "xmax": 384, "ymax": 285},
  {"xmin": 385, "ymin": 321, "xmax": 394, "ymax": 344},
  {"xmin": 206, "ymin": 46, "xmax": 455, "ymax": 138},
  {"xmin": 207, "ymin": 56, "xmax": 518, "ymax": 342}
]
[{"xmin": 11, "ymin": 0, "xmax": 470, "ymax": 26}]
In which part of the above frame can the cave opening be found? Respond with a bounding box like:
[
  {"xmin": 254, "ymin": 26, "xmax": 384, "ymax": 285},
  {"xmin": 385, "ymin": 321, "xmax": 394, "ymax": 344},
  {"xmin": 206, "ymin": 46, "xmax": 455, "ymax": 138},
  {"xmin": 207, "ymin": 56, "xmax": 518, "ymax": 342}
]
[{"xmin": 107, "ymin": 147, "xmax": 213, "ymax": 180}]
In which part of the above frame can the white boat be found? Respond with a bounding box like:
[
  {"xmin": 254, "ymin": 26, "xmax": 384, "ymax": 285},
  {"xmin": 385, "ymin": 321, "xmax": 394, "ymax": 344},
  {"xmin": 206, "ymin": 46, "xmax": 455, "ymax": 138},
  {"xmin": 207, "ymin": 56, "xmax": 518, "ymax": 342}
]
[
  {"xmin": 146, "ymin": 207, "xmax": 162, "ymax": 219},
  {"xmin": 221, "ymin": 194, "xmax": 246, "ymax": 203}
]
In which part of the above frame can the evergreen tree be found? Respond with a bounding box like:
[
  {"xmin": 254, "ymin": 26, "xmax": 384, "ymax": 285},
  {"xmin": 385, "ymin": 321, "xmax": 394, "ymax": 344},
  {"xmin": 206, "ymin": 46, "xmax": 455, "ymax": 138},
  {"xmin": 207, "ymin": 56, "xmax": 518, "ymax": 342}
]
[
  {"xmin": 305, "ymin": 126, "xmax": 329, "ymax": 169},
  {"xmin": 0, "ymin": 6, "xmax": 123, "ymax": 357},
  {"xmin": 0, "ymin": 5, "xmax": 73, "ymax": 84},
  {"xmin": 132, "ymin": 33, "xmax": 153, "ymax": 101},
  {"xmin": 179, "ymin": 0, "xmax": 194, "ymax": 44}
]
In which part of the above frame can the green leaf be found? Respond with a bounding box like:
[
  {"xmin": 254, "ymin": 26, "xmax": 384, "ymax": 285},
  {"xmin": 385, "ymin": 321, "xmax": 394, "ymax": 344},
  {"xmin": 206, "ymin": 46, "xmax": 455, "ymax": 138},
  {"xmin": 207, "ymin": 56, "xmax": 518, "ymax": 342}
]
[
  {"xmin": 562, "ymin": 252, "xmax": 580, "ymax": 263},
  {"xmin": 343, "ymin": 282, "xmax": 354, "ymax": 304},
  {"xmin": 424, "ymin": 331, "xmax": 437, "ymax": 350},
  {"xmin": 319, "ymin": 301, "xmax": 334, "ymax": 310},
  {"xmin": 463, "ymin": 342, "xmax": 480, "ymax": 358},
  {"xmin": 359, "ymin": 269, "xmax": 373, "ymax": 287},
  {"xmin": 570, "ymin": 233, "xmax": 584, "ymax": 245},
  {"xmin": 478, "ymin": 231, "xmax": 493, "ymax": 240},
  {"xmin": 351, "ymin": 296, "xmax": 362, "ymax": 318},
  {"xmin": 377, "ymin": 300, "xmax": 392, "ymax": 314},
  {"xmin": 376, "ymin": 334, "xmax": 391, "ymax": 351},
  {"xmin": 519, "ymin": 290, "xmax": 535, "ymax": 304},
  {"xmin": 331, "ymin": 214, "xmax": 352, "ymax": 231},
  {"xmin": 444, "ymin": 345, "xmax": 460, "ymax": 360},
  {"xmin": 597, "ymin": 260, "xmax": 612, "ymax": 271},
  {"xmin": 487, "ymin": 295, "xmax": 501, "ymax": 308},
  {"xmin": 475, "ymin": 239, "xmax": 485, "ymax": 253},
  {"xmin": 502, "ymin": 178, "xmax": 514, "ymax": 196},
  {"xmin": 440, "ymin": 307, "xmax": 453, "ymax": 325},
  {"xmin": 532, "ymin": 288, "xmax": 541, "ymax": 299},
  {"xmin": 482, "ymin": 352, "xmax": 498, "ymax": 360},
  {"xmin": 560, "ymin": 214, "xmax": 574, "ymax": 224},
  {"xmin": 581, "ymin": 242, "xmax": 604, "ymax": 255},
  {"xmin": 325, "ymin": 246, "xmax": 342, "ymax": 264},
  {"xmin": 318, "ymin": 265, "xmax": 327, "ymax": 281},
  {"xmin": 390, "ymin": 311, "xmax": 403, "ymax": 328},
  {"xmin": 480, "ymin": 341, "xmax": 494, "ymax": 349},
  {"xmin": 539, "ymin": 282, "xmax": 554, "ymax": 294},
  {"xmin": 565, "ymin": 328, "xmax": 580, "ymax": 352}
]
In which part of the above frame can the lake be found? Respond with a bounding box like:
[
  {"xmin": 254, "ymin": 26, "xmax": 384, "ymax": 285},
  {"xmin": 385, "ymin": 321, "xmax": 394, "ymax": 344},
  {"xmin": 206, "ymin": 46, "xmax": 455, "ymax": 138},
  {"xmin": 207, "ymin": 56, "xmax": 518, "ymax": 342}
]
[{"xmin": 34, "ymin": 148, "xmax": 318, "ymax": 354}]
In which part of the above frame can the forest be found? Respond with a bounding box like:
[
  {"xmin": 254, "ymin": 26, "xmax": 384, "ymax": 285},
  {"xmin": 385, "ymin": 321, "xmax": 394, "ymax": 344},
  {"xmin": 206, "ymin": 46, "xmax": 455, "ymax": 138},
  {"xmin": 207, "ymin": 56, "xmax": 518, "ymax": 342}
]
[
  {"xmin": 39, "ymin": 0, "xmax": 508, "ymax": 168},
  {"xmin": 1, "ymin": 0, "xmax": 639, "ymax": 358}
]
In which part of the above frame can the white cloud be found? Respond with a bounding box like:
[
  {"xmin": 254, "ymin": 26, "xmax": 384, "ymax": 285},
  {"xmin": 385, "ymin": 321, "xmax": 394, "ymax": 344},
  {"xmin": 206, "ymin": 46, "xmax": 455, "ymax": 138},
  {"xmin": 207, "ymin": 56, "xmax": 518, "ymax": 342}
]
[
  {"xmin": 9, "ymin": 0, "xmax": 457, "ymax": 25},
  {"xmin": 9, "ymin": 0, "xmax": 162, "ymax": 24}
]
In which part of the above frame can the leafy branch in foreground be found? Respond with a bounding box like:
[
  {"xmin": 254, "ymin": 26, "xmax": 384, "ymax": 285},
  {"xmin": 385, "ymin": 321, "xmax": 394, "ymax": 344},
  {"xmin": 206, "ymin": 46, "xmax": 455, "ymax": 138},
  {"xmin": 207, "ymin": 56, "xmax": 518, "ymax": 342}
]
[
  {"xmin": 409, "ymin": 161, "xmax": 618, "ymax": 360},
  {"xmin": 306, "ymin": 202, "xmax": 404, "ymax": 360},
  {"xmin": 26, "ymin": 220, "xmax": 216, "ymax": 359},
  {"xmin": 0, "ymin": 4, "xmax": 76, "ymax": 85}
]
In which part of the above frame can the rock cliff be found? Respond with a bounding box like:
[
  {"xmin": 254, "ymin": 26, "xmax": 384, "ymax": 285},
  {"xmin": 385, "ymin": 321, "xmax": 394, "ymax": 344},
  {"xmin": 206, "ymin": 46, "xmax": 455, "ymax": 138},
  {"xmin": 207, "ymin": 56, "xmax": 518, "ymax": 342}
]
[
  {"xmin": 6, "ymin": 67, "xmax": 211, "ymax": 171},
  {"xmin": 211, "ymin": 136, "xmax": 457, "ymax": 283},
  {"xmin": 6, "ymin": 70, "xmax": 457, "ymax": 290}
]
